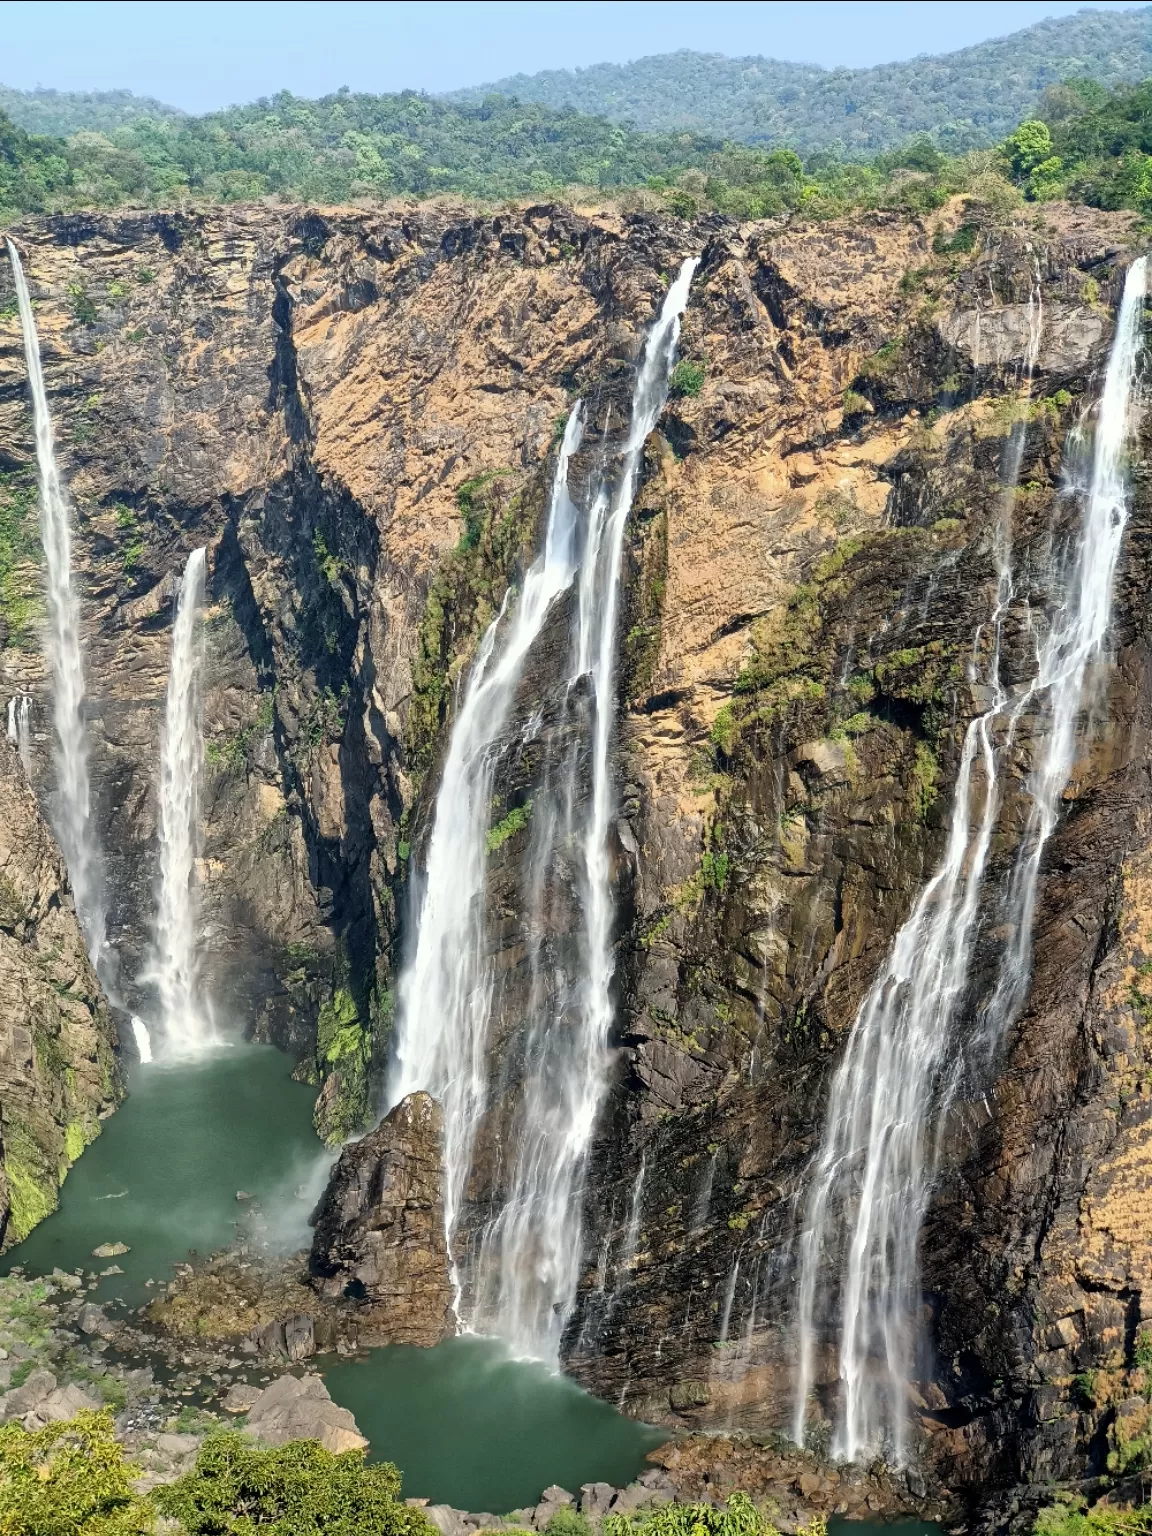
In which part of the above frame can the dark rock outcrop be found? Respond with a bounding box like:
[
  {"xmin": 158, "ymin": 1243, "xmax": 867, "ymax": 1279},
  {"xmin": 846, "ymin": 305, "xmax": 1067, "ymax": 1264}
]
[
  {"xmin": 0, "ymin": 738, "xmax": 121, "ymax": 1247},
  {"xmin": 309, "ymin": 1090, "xmax": 454, "ymax": 1345}
]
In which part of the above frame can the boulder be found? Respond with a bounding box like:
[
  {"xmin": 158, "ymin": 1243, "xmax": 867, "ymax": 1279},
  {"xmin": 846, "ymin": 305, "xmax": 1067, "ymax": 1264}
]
[
  {"xmin": 78, "ymin": 1302, "xmax": 115, "ymax": 1338},
  {"xmin": 92, "ymin": 1242, "xmax": 129, "ymax": 1259},
  {"xmin": 245, "ymin": 1372, "xmax": 367, "ymax": 1454},
  {"xmin": 0, "ymin": 1368, "xmax": 56, "ymax": 1421},
  {"xmin": 220, "ymin": 1381, "xmax": 262, "ymax": 1413},
  {"xmin": 532, "ymin": 1485, "xmax": 575, "ymax": 1529},
  {"xmin": 309, "ymin": 1091, "xmax": 454, "ymax": 1346},
  {"xmin": 253, "ymin": 1320, "xmax": 287, "ymax": 1357},
  {"xmin": 579, "ymin": 1483, "xmax": 616, "ymax": 1521},
  {"xmin": 609, "ymin": 1486, "xmax": 656, "ymax": 1517},
  {"xmin": 426, "ymin": 1509, "xmax": 470, "ymax": 1536},
  {"xmin": 285, "ymin": 1313, "xmax": 315, "ymax": 1361},
  {"xmin": 27, "ymin": 1383, "xmax": 102, "ymax": 1427},
  {"xmin": 156, "ymin": 1432, "xmax": 200, "ymax": 1459},
  {"xmin": 793, "ymin": 740, "xmax": 848, "ymax": 781}
]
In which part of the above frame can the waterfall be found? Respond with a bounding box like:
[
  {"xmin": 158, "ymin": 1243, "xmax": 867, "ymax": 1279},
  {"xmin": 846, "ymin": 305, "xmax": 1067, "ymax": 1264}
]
[
  {"xmin": 389, "ymin": 409, "xmax": 586, "ymax": 1301},
  {"xmin": 144, "ymin": 547, "xmax": 213, "ymax": 1056},
  {"xmin": 131, "ymin": 1015, "xmax": 154, "ymax": 1065},
  {"xmin": 7, "ymin": 695, "xmax": 31, "ymax": 775},
  {"xmin": 476, "ymin": 260, "xmax": 697, "ymax": 1360},
  {"xmin": 391, "ymin": 259, "xmax": 697, "ymax": 1359},
  {"xmin": 793, "ymin": 256, "xmax": 1146, "ymax": 1464},
  {"xmin": 980, "ymin": 255, "xmax": 1149, "ymax": 1048},
  {"xmin": 6, "ymin": 239, "xmax": 105, "ymax": 964}
]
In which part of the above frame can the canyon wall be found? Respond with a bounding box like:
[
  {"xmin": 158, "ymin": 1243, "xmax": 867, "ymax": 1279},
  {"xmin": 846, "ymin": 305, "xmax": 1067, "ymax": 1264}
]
[
  {"xmin": 0, "ymin": 734, "xmax": 120, "ymax": 1248},
  {"xmin": 0, "ymin": 197, "xmax": 1147, "ymax": 1491}
]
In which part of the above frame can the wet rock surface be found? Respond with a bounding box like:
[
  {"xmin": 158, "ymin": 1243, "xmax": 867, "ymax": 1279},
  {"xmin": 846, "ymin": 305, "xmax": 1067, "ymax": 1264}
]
[{"xmin": 309, "ymin": 1090, "xmax": 454, "ymax": 1344}]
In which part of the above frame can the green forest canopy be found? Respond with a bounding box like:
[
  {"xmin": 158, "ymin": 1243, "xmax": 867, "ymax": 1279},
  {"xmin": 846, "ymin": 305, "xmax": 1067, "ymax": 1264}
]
[
  {"xmin": 1, "ymin": 72, "xmax": 1151, "ymax": 225},
  {"xmin": 5, "ymin": 6, "xmax": 1152, "ymax": 157},
  {"xmin": 454, "ymin": 5, "xmax": 1152, "ymax": 153}
]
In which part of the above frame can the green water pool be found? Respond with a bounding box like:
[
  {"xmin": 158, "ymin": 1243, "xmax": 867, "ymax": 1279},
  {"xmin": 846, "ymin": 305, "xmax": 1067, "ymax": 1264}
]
[
  {"xmin": 324, "ymin": 1336, "xmax": 667, "ymax": 1510},
  {"xmin": 4, "ymin": 1042, "xmax": 666, "ymax": 1509}
]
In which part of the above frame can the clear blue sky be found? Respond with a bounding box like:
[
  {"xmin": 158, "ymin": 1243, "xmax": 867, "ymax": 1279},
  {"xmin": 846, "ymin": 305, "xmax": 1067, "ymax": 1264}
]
[{"xmin": 1, "ymin": 0, "xmax": 1146, "ymax": 112}]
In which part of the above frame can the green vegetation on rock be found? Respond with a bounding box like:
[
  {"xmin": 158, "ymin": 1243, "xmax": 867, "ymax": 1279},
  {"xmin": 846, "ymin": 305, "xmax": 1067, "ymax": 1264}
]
[
  {"xmin": 0, "ymin": 473, "xmax": 42, "ymax": 648},
  {"xmin": 1034, "ymin": 1497, "xmax": 1152, "ymax": 1536},
  {"xmin": 314, "ymin": 985, "xmax": 372, "ymax": 1145},
  {"xmin": 407, "ymin": 466, "xmax": 541, "ymax": 778},
  {"xmin": 487, "ymin": 800, "xmax": 533, "ymax": 854},
  {"xmin": 604, "ymin": 1491, "xmax": 825, "ymax": 1536}
]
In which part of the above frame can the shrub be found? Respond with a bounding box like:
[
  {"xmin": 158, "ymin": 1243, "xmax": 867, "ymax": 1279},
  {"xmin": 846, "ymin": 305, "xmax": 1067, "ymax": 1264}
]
[
  {"xmin": 1034, "ymin": 1496, "xmax": 1152, "ymax": 1536},
  {"xmin": 547, "ymin": 1511, "xmax": 592, "ymax": 1536},
  {"xmin": 67, "ymin": 282, "xmax": 97, "ymax": 325},
  {"xmin": 932, "ymin": 221, "xmax": 979, "ymax": 254},
  {"xmin": 669, "ymin": 359, "xmax": 705, "ymax": 398},
  {"xmin": 603, "ymin": 1491, "xmax": 824, "ymax": 1536},
  {"xmin": 841, "ymin": 389, "xmax": 870, "ymax": 417},
  {"xmin": 0, "ymin": 1410, "xmax": 152, "ymax": 1535},
  {"xmin": 155, "ymin": 1430, "xmax": 434, "ymax": 1536},
  {"xmin": 487, "ymin": 799, "xmax": 533, "ymax": 854}
]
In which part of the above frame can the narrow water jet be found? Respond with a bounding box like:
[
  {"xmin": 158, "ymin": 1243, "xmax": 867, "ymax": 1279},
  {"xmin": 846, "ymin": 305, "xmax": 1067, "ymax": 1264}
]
[
  {"xmin": 793, "ymin": 257, "xmax": 1146, "ymax": 1465},
  {"xmin": 7, "ymin": 695, "xmax": 31, "ymax": 776},
  {"xmin": 131, "ymin": 1015, "xmax": 154, "ymax": 1065},
  {"xmin": 143, "ymin": 547, "xmax": 214, "ymax": 1057},
  {"xmin": 6, "ymin": 239, "xmax": 105, "ymax": 964}
]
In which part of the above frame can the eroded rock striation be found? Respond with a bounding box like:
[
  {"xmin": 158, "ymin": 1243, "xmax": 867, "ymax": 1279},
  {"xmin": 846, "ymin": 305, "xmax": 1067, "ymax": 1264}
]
[
  {"xmin": 309, "ymin": 1089, "xmax": 453, "ymax": 1344},
  {"xmin": 0, "ymin": 737, "xmax": 120, "ymax": 1246}
]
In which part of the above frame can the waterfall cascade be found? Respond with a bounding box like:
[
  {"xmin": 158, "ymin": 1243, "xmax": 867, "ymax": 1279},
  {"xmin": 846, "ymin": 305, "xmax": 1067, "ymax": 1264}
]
[
  {"xmin": 6, "ymin": 239, "xmax": 105, "ymax": 964},
  {"xmin": 793, "ymin": 256, "xmax": 1147, "ymax": 1464},
  {"xmin": 391, "ymin": 259, "xmax": 697, "ymax": 1361},
  {"xmin": 143, "ymin": 547, "xmax": 214, "ymax": 1056},
  {"xmin": 131, "ymin": 1015, "xmax": 154, "ymax": 1065},
  {"xmin": 389, "ymin": 406, "xmax": 585, "ymax": 1305},
  {"xmin": 7, "ymin": 694, "xmax": 31, "ymax": 775}
]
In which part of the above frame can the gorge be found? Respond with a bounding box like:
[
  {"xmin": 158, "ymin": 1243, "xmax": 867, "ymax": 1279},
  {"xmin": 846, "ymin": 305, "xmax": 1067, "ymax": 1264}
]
[{"xmin": 0, "ymin": 192, "xmax": 1148, "ymax": 1521}]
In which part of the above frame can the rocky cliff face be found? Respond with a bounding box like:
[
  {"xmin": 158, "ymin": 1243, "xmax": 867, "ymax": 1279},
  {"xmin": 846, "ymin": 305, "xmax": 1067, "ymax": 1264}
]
[
  {"xmin": 0, "ymin": 736, "xmax": 120, "ymax": 1247},
  {"xmin": 309, "ymin": 1089, "xmax": 453, "ymax": 1345},
  {"xmin": 0, "ymin": 196, "xmax": 1147, "ymax": 1495}
]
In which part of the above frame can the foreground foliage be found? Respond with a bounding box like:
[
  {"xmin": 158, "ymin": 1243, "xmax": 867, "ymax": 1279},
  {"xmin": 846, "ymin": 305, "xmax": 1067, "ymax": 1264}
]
[
  {"xmin": 1035, "ymin": 1497, "xmax": 1152, "ymax": 1536},
  {"xmin": 603, "ymin": 1493, "xmax": 825, "ymax": 1536},
  {"xmin": 0, "ymin": 1412, "xmax": 434, "ymax": 1536},
  {"xmin": 0, "ymin": 1412, "xmax": 152, "ymax": 1535}
]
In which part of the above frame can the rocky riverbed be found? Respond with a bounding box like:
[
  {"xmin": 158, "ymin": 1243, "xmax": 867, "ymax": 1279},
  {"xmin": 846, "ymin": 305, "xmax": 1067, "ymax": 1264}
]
[{"xmin": 0, "ymin": 1248, "xmax": 952, "ymax": 1528}]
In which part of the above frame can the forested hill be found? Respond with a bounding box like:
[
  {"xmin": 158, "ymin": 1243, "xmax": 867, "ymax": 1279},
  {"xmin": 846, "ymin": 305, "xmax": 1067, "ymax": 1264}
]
[
  {"xmin": 0, "ymin": 84, "xmax": 183, "ymax": 136},
  {"xmin": 452, "ymin": 5, "xmax": 1152, "ymax": 152}
]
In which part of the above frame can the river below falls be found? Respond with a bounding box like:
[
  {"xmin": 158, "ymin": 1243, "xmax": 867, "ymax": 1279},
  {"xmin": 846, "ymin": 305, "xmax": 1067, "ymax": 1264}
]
[{"xmin": 2, "ymin": 1040, "xmax": 666, "ymax": 1509}]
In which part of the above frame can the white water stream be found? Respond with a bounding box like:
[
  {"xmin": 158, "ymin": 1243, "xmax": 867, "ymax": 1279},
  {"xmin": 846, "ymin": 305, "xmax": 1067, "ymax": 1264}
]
[
  {"xmin": 143, "ymin": 547, "xmax": 214, "ymax": 1056},
  {"xmin": 6, "ymin": 239, "xmax": 105, "ymax": 965},
  {"xmin": 391, "ymin": 260, "xmax": 696, "ymax": 1361},
  {"xmin": 793, "ymin": 256, "xmax": 1147, "ymax": 1464},
  {"xmin": 7, "ymin": 694, "xmax": 31, "ymax": 775}
]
